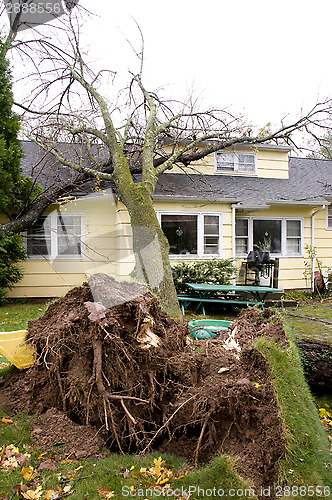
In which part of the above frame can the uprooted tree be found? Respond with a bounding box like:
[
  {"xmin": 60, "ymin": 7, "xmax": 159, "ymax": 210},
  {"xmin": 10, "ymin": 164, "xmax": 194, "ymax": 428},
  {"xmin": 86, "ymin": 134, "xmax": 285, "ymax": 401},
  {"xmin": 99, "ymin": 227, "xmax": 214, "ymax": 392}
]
[
  {"xmin": 1, "ymin": 275, "xmax": 291, "ymax": 490},
  {"xmin": 2, "ymin": 9, "xmax": 332, "ymax": 313}
]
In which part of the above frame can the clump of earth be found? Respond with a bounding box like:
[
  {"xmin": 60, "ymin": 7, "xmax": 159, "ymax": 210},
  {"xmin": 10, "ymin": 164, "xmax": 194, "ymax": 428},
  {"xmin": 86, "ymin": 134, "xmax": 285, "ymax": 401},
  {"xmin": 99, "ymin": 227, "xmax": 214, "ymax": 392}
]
[{"xmin": 0, "ymin": 274, "xmax": 288, "ymax": 496}]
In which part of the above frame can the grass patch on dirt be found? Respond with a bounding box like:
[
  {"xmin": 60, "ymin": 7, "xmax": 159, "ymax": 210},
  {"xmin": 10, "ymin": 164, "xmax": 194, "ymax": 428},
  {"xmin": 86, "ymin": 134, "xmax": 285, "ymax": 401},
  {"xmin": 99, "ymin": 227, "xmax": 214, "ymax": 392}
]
[
  {"xmin": 0, "ymin": 407, "xmax": 255, "ymax": 500},
  {"xmin": 282, "ymin": 298, "xmax": 332, "ymax": 344},
  {"xmin": 0, "ymin": 300, "xmax": 51, "ymax": 332},
  {"xmin": 0, "ymin": 301, "xmax": 52, "ymax": 377},
  {"xmin": 314, "ymin": 394, "xmax": 332, "ymax": 410},
  {"xmin": 1, "ymin": 294, "xmax": 331, "ymax": 499},
  {"xmin": 0, "ymin": 355, "xmax": 13, "ymax": 379},
  {"xmin": 256, "ymin": 327, "xmax": 332, "ymax": 489}
]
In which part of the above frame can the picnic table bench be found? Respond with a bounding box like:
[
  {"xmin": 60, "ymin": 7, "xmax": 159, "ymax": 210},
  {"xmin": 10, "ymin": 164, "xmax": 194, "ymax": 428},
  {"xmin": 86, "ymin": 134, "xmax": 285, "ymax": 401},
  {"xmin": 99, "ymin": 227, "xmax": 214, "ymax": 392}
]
[{"xmin": 178, "ymin": 283, "xmax": 284, "ymax": 315}]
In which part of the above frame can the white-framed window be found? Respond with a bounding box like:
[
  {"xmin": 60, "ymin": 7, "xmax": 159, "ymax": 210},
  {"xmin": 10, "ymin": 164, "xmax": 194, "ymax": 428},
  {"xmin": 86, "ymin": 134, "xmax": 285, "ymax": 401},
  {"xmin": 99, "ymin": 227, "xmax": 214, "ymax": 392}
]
[
  {"xmin": 235, "ymin": 217, "xmax": 303, "ymax": 257},
  {"xmin": 215, "ymin": 151, "xmax": 257, "ymax": 174},
  {"xmin": 286, "ymin": 219, "xmax": 301, "ymax": 254},
  {"xmin": 24, "ymin": 212, "xmax": 84, "ymax": 259},
  {"xmin": 157, "ymin": 212, "xmax": 222, "ymax": 258},
  {"xmin": 235, "ymin": 218, "xmax": 249, "ymax": 255},
  {"xmin": 326, "ymin": 205, "xmax": 332, "ymax": 230}
]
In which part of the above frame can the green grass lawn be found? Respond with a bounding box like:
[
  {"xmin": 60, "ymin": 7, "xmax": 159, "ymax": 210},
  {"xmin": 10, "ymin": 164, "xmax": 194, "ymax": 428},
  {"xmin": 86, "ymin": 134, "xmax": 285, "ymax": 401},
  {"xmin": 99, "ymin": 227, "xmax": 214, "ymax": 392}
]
[
  {"xmin": 0, "ymin": 407, "xmax": 255, "ymax": 500},
  {"xmin": 0, "ymin": 301, "xmax": 52, "ymax": 378},
  {"xmin": 0, "ymin": 300, "xmax": 51, "ymax": 332},
  {"xmin": 0, "ymin": 301, "xmax": 331, "ymax": 499}
]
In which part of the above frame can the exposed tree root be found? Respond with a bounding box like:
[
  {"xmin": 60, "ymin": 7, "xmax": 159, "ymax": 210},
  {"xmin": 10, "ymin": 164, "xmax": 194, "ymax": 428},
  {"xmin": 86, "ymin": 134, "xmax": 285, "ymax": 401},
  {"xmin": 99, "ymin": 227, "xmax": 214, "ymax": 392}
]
[{"xmin": 1, "ymin": 275, "xmax": 289, "ymax": 496}]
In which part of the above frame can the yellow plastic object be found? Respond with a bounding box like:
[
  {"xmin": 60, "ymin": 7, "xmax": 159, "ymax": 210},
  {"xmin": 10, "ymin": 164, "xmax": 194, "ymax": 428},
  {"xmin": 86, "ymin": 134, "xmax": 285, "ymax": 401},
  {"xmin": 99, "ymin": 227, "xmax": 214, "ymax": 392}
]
[{"xmin": 0, "ymin": 330, "xmax": 35, "ymax": 369}]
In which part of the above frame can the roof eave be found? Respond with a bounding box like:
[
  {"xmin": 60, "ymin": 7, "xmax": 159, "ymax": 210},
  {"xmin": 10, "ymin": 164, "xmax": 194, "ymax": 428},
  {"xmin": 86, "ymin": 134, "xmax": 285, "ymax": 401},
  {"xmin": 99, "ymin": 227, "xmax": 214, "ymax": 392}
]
[
  {"xmin": 267, "ymin": 199, "xmax": 330, "ymax": 207},
  {"xmin": 153, "ymin": 195, "xmax": 238, "ymax": 204}
]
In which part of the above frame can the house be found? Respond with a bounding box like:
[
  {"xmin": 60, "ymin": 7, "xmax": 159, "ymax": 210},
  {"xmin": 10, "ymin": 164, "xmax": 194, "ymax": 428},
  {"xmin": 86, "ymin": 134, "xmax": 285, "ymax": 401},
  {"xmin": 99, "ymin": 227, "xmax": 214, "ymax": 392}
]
[{"xmin": 6, "ymin": 141, "xmax": 332, "ymax": 298}]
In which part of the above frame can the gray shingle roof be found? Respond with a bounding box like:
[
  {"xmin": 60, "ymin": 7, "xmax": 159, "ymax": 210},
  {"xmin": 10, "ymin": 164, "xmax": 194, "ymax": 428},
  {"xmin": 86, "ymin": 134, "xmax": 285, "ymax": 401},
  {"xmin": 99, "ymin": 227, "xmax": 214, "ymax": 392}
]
[
  {"xmin": 154, "ymin": 157, "xmax": 332, "ymax": 207},
  {"xmin": 20, "ymin": 140, "xmax": 111, "ymax": 195},
  {"xmin": 20, "ymin": 141, "xmax": 332, "ymax": 207}
]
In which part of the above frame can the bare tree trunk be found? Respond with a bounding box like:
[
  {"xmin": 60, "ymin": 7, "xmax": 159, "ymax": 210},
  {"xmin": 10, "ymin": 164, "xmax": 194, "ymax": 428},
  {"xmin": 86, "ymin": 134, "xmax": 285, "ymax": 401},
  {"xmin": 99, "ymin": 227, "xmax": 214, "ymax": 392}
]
[{"xmin": 118, "ymin": 184, "xmax": 181, "ymax": 317}]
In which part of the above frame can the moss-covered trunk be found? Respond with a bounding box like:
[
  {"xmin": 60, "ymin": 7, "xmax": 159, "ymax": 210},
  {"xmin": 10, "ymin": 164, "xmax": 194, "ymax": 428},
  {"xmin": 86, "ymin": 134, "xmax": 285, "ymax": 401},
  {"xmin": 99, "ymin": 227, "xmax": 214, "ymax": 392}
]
[{"xmin": 118, "ymin": 183, "xmax": 181, "ymax": 316}]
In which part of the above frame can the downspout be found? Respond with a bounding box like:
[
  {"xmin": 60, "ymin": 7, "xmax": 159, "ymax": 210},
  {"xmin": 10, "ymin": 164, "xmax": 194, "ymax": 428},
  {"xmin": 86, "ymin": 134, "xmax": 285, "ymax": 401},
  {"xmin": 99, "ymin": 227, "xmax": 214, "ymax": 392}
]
[
  {"xmin": 231, "ymin": 205, "xmax": 236, "ymax": 285},
  {"xmin": 311, "ymin": 205, "xmax": 326, "ymax": 292}
]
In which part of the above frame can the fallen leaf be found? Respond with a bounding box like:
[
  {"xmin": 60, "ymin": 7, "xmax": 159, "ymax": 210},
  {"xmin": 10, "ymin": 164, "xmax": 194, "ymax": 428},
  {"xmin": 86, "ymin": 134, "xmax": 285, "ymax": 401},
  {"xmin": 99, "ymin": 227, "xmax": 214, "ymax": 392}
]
[
  {"xmin": 97, "ymin": 487, "xmax": 115, "ymax": 498},
  {"xmin": 1, "ymin": 418, "xmax": 14, "ymax": 424},
  {"xmin": 153, "ymin": 456, "xmax": 163, "ymax": 469},
  {"xmin": 62, "ymin": 485, "xmax": 72, "ymax": 494},
  {"xmin": 16, "ymin": 453, "xmax": 31, "ymax": 468},
  {"xmin": 21, "ymin": 485, "xmax": 43, "ymax": 500},
  {"xmin": 21, "ymin": 466, "xmax": 35, "ymax": 481},
  {"xmin": 43, "ymin": 490, "xmax": 58, "ymax": 500},
  {"xmin": 38, "ymin": 459, "xmax": 57, "ymax": 472}
]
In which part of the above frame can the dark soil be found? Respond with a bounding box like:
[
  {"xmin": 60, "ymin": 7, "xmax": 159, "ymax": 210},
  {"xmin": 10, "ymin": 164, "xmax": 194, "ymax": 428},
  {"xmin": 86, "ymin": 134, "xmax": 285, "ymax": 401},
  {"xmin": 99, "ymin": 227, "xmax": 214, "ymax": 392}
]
[
  {"xmin": 31, "ymin": 408, "xmax": 106, "ymax": 460},
  {"xmin": 0, "ymin": 274, "xmax": 289, "ymax": 498}
]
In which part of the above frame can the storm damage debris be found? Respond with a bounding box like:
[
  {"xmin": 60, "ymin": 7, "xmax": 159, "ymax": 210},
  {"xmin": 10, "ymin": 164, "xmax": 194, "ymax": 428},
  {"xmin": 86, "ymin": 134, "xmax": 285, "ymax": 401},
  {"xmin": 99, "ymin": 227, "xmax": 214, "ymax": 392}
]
[{"xmin": 0, "ymin": 274, "xmax": 287, "ymax": 493}]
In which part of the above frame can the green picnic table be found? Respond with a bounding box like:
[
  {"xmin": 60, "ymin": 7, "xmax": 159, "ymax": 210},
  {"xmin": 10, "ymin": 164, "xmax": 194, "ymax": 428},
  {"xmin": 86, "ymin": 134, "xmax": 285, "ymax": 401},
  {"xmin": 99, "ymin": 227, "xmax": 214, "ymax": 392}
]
[{"xmin": 177, "ymin": 283, "xmax": 284, "ymax": 315}]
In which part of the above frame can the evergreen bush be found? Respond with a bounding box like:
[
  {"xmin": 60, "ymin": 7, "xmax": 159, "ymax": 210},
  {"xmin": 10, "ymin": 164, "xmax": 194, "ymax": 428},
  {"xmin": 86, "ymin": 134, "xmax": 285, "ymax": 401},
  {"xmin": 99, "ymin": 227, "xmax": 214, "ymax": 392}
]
[
  {"xmin": 0, "ymin": 233, "xmax": 24, "ymax": 303},
  {"xmin": 0, "ymin": 44, "xmax": 35, "ymax": 301},
  {"xmin": 172, "ymin": 258, "xmax": 234, "ymax": 295}
]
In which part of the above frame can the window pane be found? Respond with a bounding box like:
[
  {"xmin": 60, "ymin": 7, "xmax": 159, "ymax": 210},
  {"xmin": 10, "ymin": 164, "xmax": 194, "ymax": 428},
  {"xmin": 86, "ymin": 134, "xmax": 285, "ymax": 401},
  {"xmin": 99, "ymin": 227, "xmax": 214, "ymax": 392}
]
[
  {"xmin": 237, "ymin": 153, "xmax": 255, "ymax": 173},
  {"xmin": 203, "ymin": 215, "xmax": 219, "ymax": 254},
  {"xmin": 253, "ymin": 219, "xmax": 281, "ymax": 253},
  {"xmin": 57, "ymin": 215, "xmax": 82, "ymax": 256},
  {"xmin": 161, "ymin": 215, "xmax": 197, "ymax": 255},
  {"xmin": 236, "ymin": 219, "xmax": 248, "ymax": 237},
  {"xmin": 204, "ymin": 215, "xmax": 219, "ymax": 234},
  {"xmin": 26, "ymin": 217, "xmax": 51, "ymax": 256},
  {"xmin": 287, "ymin": 220, "xmax": 301, "ymax": 237},
  {"xmin": 58, "ymin": 237, "xmax": 81, "ymax": 255},
  {"xmin": 204, "ymin": 236, "xmax": 219, "ymax": 254},
  {"xmin": 236, "ymin": 238, "xmax": 248, "ymax": 255},
  {"xmin": 216, "ymin": 152, "xmax": 235, "ymax": 171},
  {"xmin": 286, "ymin": 238, "xmax": 300, "ymax": 254}
]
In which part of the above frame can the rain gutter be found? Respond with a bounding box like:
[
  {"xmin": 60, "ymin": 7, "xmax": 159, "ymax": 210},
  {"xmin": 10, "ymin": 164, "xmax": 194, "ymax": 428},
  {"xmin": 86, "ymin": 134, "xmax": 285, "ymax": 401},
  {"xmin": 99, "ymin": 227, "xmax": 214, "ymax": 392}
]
[
  {"xmin": 311, "ymin": 205, "xmax": 326, "ymax": 292},
  {"xmin": 153, "ymin": 195, "xmax": 238, "ymax": 203},
  {"xmin": 231, "ymin": 205, "xmax": 236, "ymax": 285}
]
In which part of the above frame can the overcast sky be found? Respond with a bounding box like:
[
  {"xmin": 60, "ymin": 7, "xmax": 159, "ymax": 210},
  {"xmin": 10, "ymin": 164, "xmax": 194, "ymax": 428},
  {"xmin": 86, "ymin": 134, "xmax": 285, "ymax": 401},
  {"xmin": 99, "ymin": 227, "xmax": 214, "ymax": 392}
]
[
  {"xmin": 73, "ymin": 0, "xmax": 332, "ymax": 129},
  {"xmin": 5, "ymin": 0, "xmax": 332, "ymax": 134}
]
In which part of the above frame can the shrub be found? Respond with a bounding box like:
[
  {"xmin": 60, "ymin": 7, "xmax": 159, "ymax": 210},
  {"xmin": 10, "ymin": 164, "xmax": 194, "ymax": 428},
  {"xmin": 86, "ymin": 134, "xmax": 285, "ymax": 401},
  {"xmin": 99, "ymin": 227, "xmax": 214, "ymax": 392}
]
[
  {"xmin": 172, "ymin": 258, "xmax": 234, "ymax": 295},
  {"xmin": 0, "ymin": 233, "xmax": 24, "ymax": 303}
]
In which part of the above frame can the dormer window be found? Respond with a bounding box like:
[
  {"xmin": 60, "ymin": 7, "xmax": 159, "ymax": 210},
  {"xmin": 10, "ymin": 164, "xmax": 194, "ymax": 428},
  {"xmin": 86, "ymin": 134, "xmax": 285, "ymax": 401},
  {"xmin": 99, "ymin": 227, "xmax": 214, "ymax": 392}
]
[{"xmin": 215, "ymin": 151, "xmax": 256, "ymax": 174}]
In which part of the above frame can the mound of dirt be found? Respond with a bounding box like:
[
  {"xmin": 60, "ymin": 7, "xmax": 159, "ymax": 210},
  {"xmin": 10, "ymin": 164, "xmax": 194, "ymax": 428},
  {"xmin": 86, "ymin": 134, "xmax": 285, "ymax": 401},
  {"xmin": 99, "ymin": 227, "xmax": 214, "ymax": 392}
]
[
  {"xmin": 0, "ymin": 274, "xmax": 289, "ymax": 496},
  {"xmin": 31, "ymin": 408, "xmax": 106, "ymax": 460}
]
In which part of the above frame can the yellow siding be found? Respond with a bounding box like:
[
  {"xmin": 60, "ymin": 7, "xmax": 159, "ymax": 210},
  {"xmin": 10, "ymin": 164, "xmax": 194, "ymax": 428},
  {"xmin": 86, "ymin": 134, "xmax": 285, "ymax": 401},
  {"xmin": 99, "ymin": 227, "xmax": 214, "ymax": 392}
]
[
  {"xmin": 163, "ymin": 146, "xmax": 289, "ymax": 179},
  {"xmin": 8, "ymin": 192, "xmax": 120, "ymax": 298},
  {"xmin": 311, "ymin": 206, "xmax": 332, "ymax": 271},
  {"xmin": 256, "ymin": 150, "xmax": 289, "ymax": 178},
  {"xmin": 7, "ymin": 189, "xmax": 332, "ymax": 298}
]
